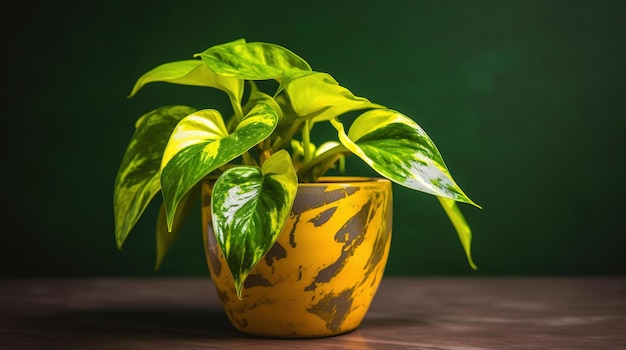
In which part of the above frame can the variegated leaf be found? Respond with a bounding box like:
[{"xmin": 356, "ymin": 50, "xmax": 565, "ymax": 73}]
[
  {"xmin": 127, "ymin": 59, "xmax": 244, "ymax": 117},
  {"xmin": 211, "ymin": 150, "xmax": 298, "ymax": 298},
  {"xmin": 114, "ymin": 105, "xmax": 196, "ymax": 249},
  {"xmin": 438, "ymin": 197, "xmax": 478, "ymax": 270},
  {"xmin": 161, "ymin": 102, "xmax": 279, "ymax": 230},
  {"xmin": 155, "ymin": 185, "xmax": 200, "ymax": 270},
  {"xmin": 197, "ymin": 39, "xmax": 311, "ymax": 80},
  {"xmin": 283, "ymin": 71, "xmax": 385, "ymax": 122},
  {"xmin": 331, "ymin": 109, "xmax": 478, "ymax": 207}
]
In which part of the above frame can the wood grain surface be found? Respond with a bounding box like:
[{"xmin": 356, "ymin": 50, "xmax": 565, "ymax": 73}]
[{"xmin": 1, "ymin": 277, "xmax": 624, "ymax": 349}]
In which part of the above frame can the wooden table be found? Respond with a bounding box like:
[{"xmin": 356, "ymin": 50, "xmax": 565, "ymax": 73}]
[{"xmin": 1, "ymin": 277, "xmax": 624, "ymax": 349}]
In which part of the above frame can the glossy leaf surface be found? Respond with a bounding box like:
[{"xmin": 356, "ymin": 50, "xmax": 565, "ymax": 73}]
[
  {"xmin": 197, "ymin": 39, "xmax": 311, "ymax": 80},
  {"xmin": 284, "ymin": 72, "xmax": 384, "ymax": 122},
  {"xmin": 332, "ymin": 109, "xmax": 478, "ymax": 206},
  {"xmin": 114, "ymin": 105, "xmax": 196, "ymax": 249},
  {"xmin": 127, "ymin": 59, "xmax": 244, "ymax": 113},
  {"xmin": 161, "ymin": 102, "xmax": 279, "ymax": 230},
  {"xmin": 211, "ymin": 150, "xmax": 297, "ymax": 298}
]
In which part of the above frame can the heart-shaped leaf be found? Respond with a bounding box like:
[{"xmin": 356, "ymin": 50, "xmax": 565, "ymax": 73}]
[
  {"xmin": 196, "ymin": 39, "xmax": 311, "ymax": 80},
  {"xmin": 332, "ymin": 109, "xmax": 479, "ymax": 206},
  {"xmin": 211, "ymin": 150, "xmax": 298, "ymax": 298},
  {"xmin": 331, "ymin": 109, "xmax": 480, "ymax": 268},
  {"xmin": 114, "ymin": 105, "xmax": 196, "ymax": 249},
  {"xmin": 161, "ymin": 101, "xmax": 280, "ymax": 230}
]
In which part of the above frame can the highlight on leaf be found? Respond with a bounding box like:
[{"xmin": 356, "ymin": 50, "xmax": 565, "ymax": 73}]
[
  {"xmin": 160, "ymin": 101, "xmax": 280, "ymax": 231},
  {"xmin": 332, "ymin": 109, "xmax": 479, "ymax": 207},
  {"xmin": 211, "ymin": 150, "xmax": 297, "ymax": 298},
  {"xmin": 197, "ymin": 39, "xmax": 312, "ymax": 80},
  {"xmin": 114, "ymin": 38, "xmax": 481, "ymax": 294},
  {"xmin": 114, "ymin": 105, "xmax": 196, "ymax": 249}
]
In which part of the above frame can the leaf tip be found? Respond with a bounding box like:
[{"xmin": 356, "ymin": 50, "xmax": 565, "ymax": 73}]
[
  {"xmin": 154, "ymin": 259, "xmax": 162, "ymax": 272},
  {"xmin": 467, "ymin": 199, "xmax": 483, "ymax": 210},
  {"xmin": 115, "ymin": 233, "xmax": 126, "ymax": 251},
  {"xmin": 468, "ymin": 258, "xmax": 478, "ymax": 271},
  {"xmin": 235, "ymin": 281, "xmax": 245, "ymax": 300}
]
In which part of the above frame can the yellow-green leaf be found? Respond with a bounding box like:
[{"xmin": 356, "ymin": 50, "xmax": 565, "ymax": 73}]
[
  {"xmin": 113, "ymin": 105, "xmax": 196, "ymax": 249},
  {"xmin": 161, "ymin": 102, "xmax": 280, "ymax": 231},
  {"xmin": 128, "ymin": 59, "xmax": 244, "ymax": 119},
  {"xmin": 155, "ymin": 185, "xmax": 199, "ymax": 270},
  {"xmin": 211, "ymin": 150, "xmax": 297, "ymax": 298},
  {"xmin": 284, "ymin": 71, "xmax": 384, "ymax": 122},
  {"xmin": 197, "ymin": 39, "xmax": 311, "ymax": 80},
  {"xmin": 438, "ymin": 197, "xmax": 478, "ymax": 270},
  {"xmin": 331, "ymin": 109, "xmax": 479, "ymax": 207}
]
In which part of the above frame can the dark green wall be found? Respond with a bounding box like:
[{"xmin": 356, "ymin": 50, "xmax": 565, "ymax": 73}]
[{"xmin": 2, "ymin": 0, "xmax": 624, "ymax": 277}]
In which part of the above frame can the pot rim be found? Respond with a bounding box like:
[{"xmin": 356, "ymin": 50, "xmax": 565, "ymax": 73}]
[{"xmin": 298, "ymin": 176, "xmax": 390, "ymax": 186}]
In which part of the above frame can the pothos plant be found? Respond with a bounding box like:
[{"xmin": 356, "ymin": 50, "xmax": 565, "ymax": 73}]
[{"xmin": 114, "ymin": 38, "xmax": 481, "ymax": 297}]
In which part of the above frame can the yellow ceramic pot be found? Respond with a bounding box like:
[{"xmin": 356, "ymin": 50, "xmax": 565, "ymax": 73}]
[{"xmin": 202, "ymin": 176, "xmax": 393, "ymax": 338}]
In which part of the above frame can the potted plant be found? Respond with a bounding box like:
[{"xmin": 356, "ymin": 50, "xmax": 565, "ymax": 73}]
[{"xmin": 114, "ymin": 38, "xmax": 480, "ymax": 338}]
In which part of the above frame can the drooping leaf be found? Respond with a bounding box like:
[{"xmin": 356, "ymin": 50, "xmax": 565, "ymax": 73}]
[
  {"xmin": 197, "ymin": 39, "xmax": 311, "ymax": 80},
  {"xmin": 438, "ymin": 197, "xmax": 478, "ymax": 270},
  {"xmin": 127, "ymin": 59, "xmax": 245, "ymax": 119},
  {"xmin": 331, "ymin": 109, "xmax": 479, "ymax": 207},
  {"xmin": 155, "ymin": 185, "xmax": 200, "ymax": 270},
  {"xmin": 211, "ymin": 150, "xmax": 298, "ymax": 298},
  {"xmin": 283, "ymin": 71, "xmax": 385, "ymax": 122},
  {"xmin": 161, "ymin": 101, "xmax": 280, "ymax": 230},
  {"xmin": 114, "ymin": 105, "xmax": 196, "ymax": 249}
]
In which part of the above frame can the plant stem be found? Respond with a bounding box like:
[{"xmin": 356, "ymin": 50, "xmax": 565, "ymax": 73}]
[
  {"xmin": 297, "ymin": 144, "xmax": 349, "ymax": 181},
  {"xmin": 229, "ymin": 95, "xmax": 244, "ymax": 127},
  {"xmin": 302, "ymin": 119, "xmax": 312, "ymax": 163},
  {"xmin": 270, "ymin": 120, "xmax": 302, "ymax": 151},
  {"xmin": 242, "ymin": 152, "xmax": 257, "ymax": 166}
]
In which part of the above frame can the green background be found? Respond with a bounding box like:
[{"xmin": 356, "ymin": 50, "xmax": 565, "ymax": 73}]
[{"xmin": 2, "ymin": 0, "xmax": 624, "ymax": 278}]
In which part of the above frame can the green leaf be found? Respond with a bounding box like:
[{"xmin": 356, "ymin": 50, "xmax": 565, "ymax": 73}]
[
  {"xmin": 114, "ymin": 105, "xmax": 196, "ymax": 249},
  {"xmin": 438, "ymin": 197, "xmax": 478, "ymax": 270},
  {"xmin": 155, "ymin": 185, "xmax": 200, "ymax": 271},
  {"xmin": 127, "ymin": 59, "xmax": 244, "ymax": 119},
  {"xmin": 331, "ymin": 109, "xmax": 479, "ymax": 207},
  {"xmin": 196, "ymin": 39, "xmax": 311, "ymax": 80},
  {"xmin": 283, "ymin": 71, "xmax": 385, "ymax": 122},
  {"xmin": 211, "ymin": 150, "xmax": 298, "ymax": 298},
  {"xmin": 161, "ymin": 102, "xmax": 280, "ymax": 231},
  {"xmin": 274, "ymin": 68, "xmax": 317, "ymax": 96}
]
